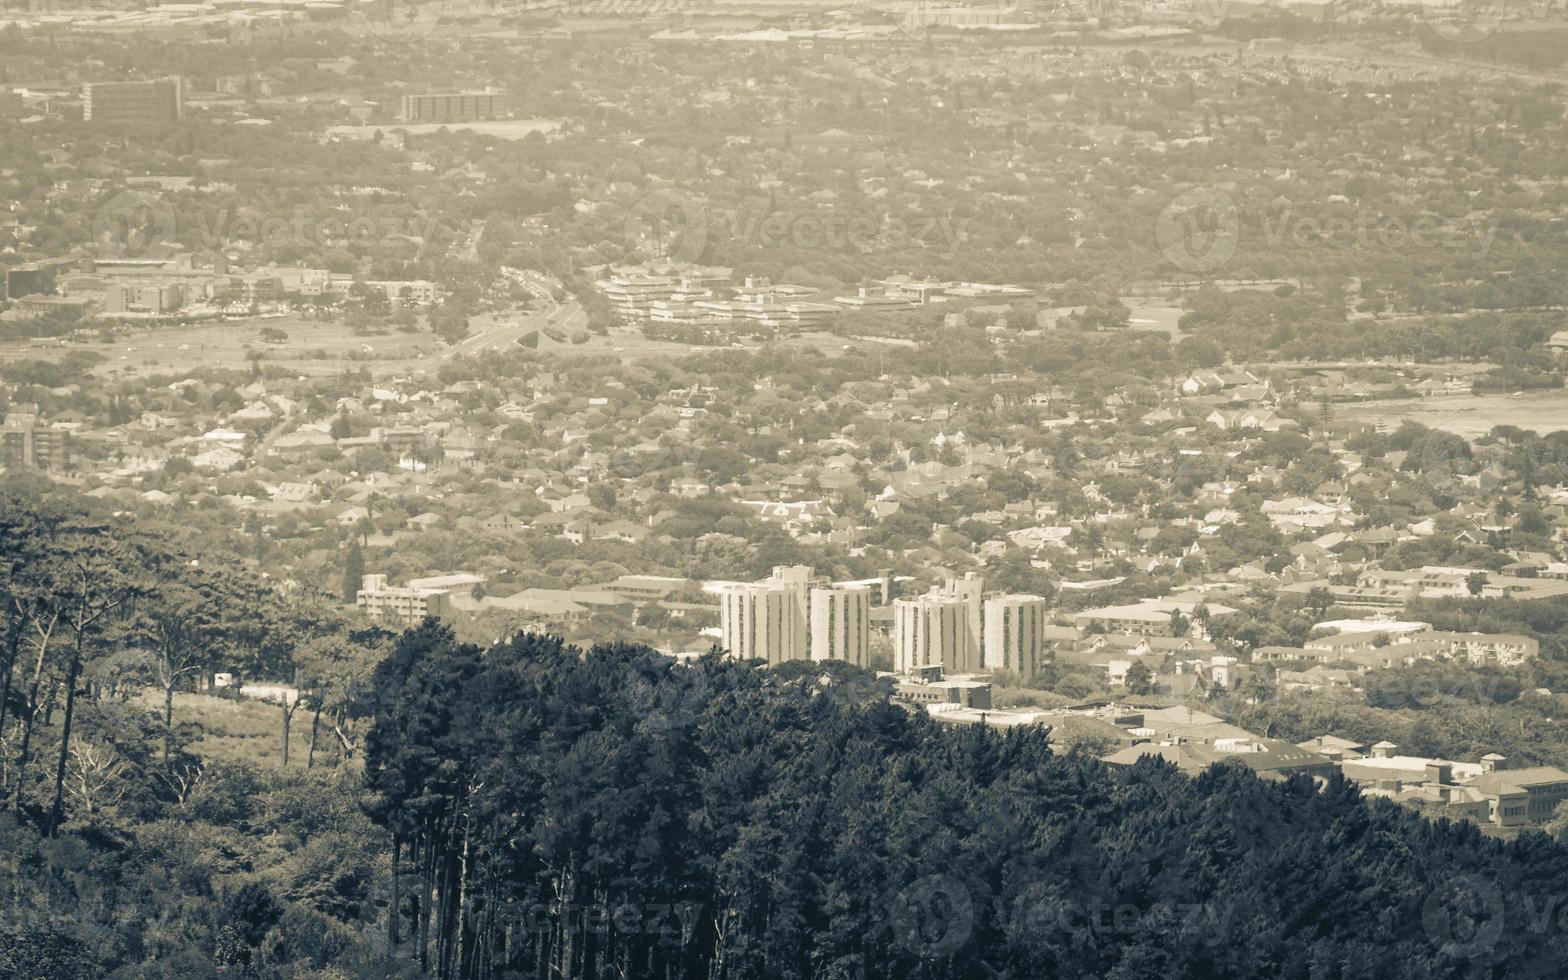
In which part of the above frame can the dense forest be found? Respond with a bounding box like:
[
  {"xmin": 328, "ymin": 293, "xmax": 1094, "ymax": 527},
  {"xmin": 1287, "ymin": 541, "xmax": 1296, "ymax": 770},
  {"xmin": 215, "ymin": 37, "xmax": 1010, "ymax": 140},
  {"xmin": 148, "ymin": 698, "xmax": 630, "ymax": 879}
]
[{"xmin": 4, "ymin": 490, "xmax": 1568, "ymax": 978}]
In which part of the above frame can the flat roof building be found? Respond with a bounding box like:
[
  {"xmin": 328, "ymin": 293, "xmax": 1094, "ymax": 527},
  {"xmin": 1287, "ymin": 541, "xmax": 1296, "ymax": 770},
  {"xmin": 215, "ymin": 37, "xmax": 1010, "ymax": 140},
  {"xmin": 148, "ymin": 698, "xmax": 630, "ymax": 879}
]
[
  {"xmin": 105, "ymin": 280, "xmax": 183, "ymax": 315},
  {"xmin": 810, "ymin": 585, "xmax": 871, "ymax": 667},
  {"xmin": 894, "ymin": 592, "xmax": 975, "ymax": 675},
  {"xmin": 84, "ymin": 77, "xmax": 182, "ymax": 124},
  {"xmin": 720, "ymin": 570, "xmax": 808, "ymax": 666},
  {"xmin": 400, "ymin": 90, "xmax": 509, "ymax": 123},
  {"xmin": 1072, "ymin": 599, "xmax": 1238, "ymax": 637},
  {"xmin": 983, "ymin": 594, "xmax": 1049, "ymax": 680},
  {"xmin": 356, "ymin": 573, "xmax": 451, "ymax": 625},
  {"xmin": 1, "ymin": 404, "xmax": 70, "ymax": 473}
]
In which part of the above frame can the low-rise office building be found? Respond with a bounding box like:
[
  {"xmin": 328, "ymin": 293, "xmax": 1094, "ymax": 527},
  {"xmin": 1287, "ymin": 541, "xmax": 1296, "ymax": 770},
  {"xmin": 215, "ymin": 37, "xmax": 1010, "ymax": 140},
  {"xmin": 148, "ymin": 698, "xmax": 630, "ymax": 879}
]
[{"xmin": 356, "ymin": 573, "xmax": 451, "ymax": 625}]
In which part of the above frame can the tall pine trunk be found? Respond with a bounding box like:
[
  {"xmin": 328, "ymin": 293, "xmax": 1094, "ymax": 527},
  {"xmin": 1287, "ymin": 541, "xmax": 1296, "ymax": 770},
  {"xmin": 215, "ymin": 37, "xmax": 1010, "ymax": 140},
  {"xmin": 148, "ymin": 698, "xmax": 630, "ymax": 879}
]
[
  {"xmin": 454, "ymin": 797, "xmax": 473, "ymax": 980},
  {"xmin": 390, "ymin": 833, "xmax": 402, "ymax": 952},
  {"xmin": 11, "ymin": 619, "xmax": 55, "ymax": 813},
  {"xmin": 47, "ymin": 631, "xmax": 85, "ymax": 836},
  {"xmin": 41, "ymin": 679, "xmax": 58, "ymax": 726},
  {"xmin": 420, "ymin": 833, "xmax": 435, "ymax": 972},
  {"xmin": 307, "ymin": 700, "xmax": 322, "ymax": 769},
  {"xmin": 0, "ymin": 619, "xmax": 23, "ymax": 739},
  {"xmin": 162, "ymin": 678, "xmax": 176, "ymax": 769}
]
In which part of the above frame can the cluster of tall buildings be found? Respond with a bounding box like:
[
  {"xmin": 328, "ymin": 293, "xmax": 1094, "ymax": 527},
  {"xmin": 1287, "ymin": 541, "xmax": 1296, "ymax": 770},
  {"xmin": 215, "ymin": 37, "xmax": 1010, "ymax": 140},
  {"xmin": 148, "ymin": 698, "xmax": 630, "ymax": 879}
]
[
  {"xmin": 894, "ymin": 574, "xmax": 1049, "ymax": 680},
  {"xmin": 719, "ymin": 566, "xmax": 872, "ymax": 666},
  {"xmin": 717, "ymin": 567, "xmax": 1053, "ymax": 681}
]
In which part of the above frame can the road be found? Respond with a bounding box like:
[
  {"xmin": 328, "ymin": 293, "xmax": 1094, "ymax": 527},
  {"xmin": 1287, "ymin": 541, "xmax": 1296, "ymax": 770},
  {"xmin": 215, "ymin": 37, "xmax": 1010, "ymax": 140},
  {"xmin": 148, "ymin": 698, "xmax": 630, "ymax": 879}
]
[
  {"xmin": 440, "ymin": 270, "xmax": 585, "ymax": 361},
  {"xmin": 1322, "ymin": 37, "xmax": 1568, "ymax": 86}
]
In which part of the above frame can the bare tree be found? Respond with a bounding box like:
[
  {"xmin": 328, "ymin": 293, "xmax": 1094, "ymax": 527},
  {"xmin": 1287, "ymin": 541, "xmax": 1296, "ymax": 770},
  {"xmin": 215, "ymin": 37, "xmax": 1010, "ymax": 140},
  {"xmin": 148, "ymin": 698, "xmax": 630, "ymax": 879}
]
[
  {"xmin": 279, "ymin": 691, "xmax": 304, "ymax": 767},
  {"xmin": 161, "ymin": 759, "xmax": 207, "ymax": 810},
  {"xmin": 10, "ymin": 606, "xmax": 60, "ymax": 814},
  {"xmin": 66, "ymin": 739, "xmax": 128, "ymax": 817},
  {"xmin": 46, "ymin": 527, "xmax": 144, "ymax": 836}
]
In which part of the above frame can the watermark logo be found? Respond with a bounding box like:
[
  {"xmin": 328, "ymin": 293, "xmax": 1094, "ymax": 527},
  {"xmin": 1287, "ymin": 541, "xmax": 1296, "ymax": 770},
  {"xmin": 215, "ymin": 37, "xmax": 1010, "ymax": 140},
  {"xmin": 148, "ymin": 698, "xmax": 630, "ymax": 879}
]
[
  {"xmin": 1192, "ymin": 0, "xmax": 1235, "ymax": 29},
  {"xmin": 1420, "ymin": 0, "xmax": 1509, "ymax": 43},
  {"xmin": 622, "ymin": 189, "xmax": 967, "ymax": 263},
  {"xmin": 624, "ymin": 189, "xmax": 710, "ymax": 264},
  {"xmin": 502, "ymin": 899, "xmax": 704, "ymax": 946},
  {"xmin": 93, "ymin": 190, "xmax": 178, "ymax": 259},
  {"xmin": 560, "ymin": 0, "xmax": 699, "ymax": 19},
  {"xmin": 359, "ymin": 0, "xmax": 488, "ymax": 43},
  {"xmin": 891, "ymin": 874, "xmax": 973, "ymax": 958},
  {"xmin": 1261, "ymin": 207, "xmax": 1498, "ymax": 258},
  {"xmin": 1003, "ymin": 887, "xmax": 1230, "ymax": 948},
  {"xmin": 1156, "ymin": 187, "xmax": 1239, "ymax": 274},
  {"xmin": 89, "ymin": 191, "xmax": 437, "ymax": 257},
  {"xmin": 625, "ymin": 674, "xmax": 708, "ymax": 737},
  {"xmin": 1414, "ymin": 411, "xmax": 1568, "ymax": 493},
  {"xmin": 1422, "ymin": 874, "xmax": 1506, "ymax": 959},
  {"xmin": 1415, "ymin": 412, "xmax": 1490, "ymax": 486}
]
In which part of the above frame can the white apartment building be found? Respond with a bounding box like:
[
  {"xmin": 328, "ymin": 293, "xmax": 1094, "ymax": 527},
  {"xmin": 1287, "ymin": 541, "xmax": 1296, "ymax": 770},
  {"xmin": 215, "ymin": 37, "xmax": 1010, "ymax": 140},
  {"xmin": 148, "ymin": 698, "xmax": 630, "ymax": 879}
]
[
  {"xmin": 894, "ymin": 593, "xmax": 975, "ymax": 675},
  {"xmin": 942, "ymin": 573, "xmax": 985, "ymax": 655},
  {"xmin": 720, "ymin": 570, "xmax": 809, "ymax": 665},
  {"xmin": 810, "ymin": 585, "xmax": 871, "ymax": 667},
  {"xmin": 982, "ymin": 594, "xmax": 1048, "ymax": 680},
  {"xmin": 356, "ymin": 573, "xmax": 451, "ymax": 625}
]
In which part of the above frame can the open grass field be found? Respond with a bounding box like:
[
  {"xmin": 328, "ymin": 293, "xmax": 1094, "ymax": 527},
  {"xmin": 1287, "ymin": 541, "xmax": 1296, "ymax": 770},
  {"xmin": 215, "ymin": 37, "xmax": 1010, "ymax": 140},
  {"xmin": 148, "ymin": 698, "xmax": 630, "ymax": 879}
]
[
  {"xmin": 0, "ymin": 300, "xmax": 751, "ymax": 380},
  {"xmin": 0, "ymin": 315, "xmax": 443, "ymax": 380},
  {"xmin": 1125, "ymin": 304, "xmax": 1185, "ymax": 337},
  {"xmin": 140, "ymin": 690, "xmax": 327, "ymax": 770},
  {"xmin": 326, "ymin": 119, "xmax": 561, "ymax": 140},
  {"xmin": 1339, "ymin": 390, "xmax": 1568, "ymax": 437}
]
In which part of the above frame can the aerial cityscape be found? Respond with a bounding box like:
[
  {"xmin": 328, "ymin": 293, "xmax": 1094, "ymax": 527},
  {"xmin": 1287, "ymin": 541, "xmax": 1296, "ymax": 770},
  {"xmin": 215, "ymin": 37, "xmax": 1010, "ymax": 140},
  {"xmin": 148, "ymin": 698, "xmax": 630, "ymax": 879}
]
[{"xmin": 4, "ymin": 1, "xmax": 1568, "ymax": 977}]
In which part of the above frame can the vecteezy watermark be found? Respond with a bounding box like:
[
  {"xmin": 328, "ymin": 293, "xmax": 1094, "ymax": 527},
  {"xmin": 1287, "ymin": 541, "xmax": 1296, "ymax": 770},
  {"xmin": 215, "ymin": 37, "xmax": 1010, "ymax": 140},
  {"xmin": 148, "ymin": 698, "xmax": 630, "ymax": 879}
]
[
  {"xmin": 890, "ymin": 875, "xmax": 1228, "ymax": 958},
  {"xmin": 1419, "ymin": 0, "xmax": 1506, "ymax": 44},
  {"xmin": 500, "ymin": 899, "xmax": 705, "ymax": 946},
  {"xmin": 558, "ymin": 0, "xmax": 698, "ymax": 17},
  {"xmin": 187, "ymin": 207, "xmax": 439, "ymax": 256},
  {"xmin": 1007, "ymin": 892, "xmax": 1229, "ymax": 947},
  {"xmin": 1156, "ymin": 187, "xmax": 1239, "ymax": 275},
  {"xmin": 1417, "ymin": 413, "xmax": 1489, "ymax": 486},
  {"xmin": 91, "ymin": 191, "xmax": 438, "ymax": 257},
  {"xmin": 623, "ymin": 190, "xmax": 967, "ymax": 263},
  {"xmin": 358, "ymin": 0, "xmax": 489, "ymax": 43},
  {"xmin": 1416, "ymin": 413, "xmax": 1568, "ymax": 491},
  {"xmin": 93, "ymin": 190, "xmax": 178, "ymax": 259},
  {"xmin": 1421, "ymin": 0, "xmax": 1502, "ymax": 43},
  {"xmin": 891, "ymin": 874, "xmax": 974, "ymax": 958},
  {"xmin": 1354, "ymin": 667, "xmax": 1523, "ymax": 709},
  {"xmin": 624, "ymin": 189, "xmax": 710, "ymax": 264},
  {"xmin": 624, "ymin": 671, "xmax": 712, "ymax": 736},
  {"xmin": 1190, "ymin": 0, "xmax": 1235, "ymax": 29},
  {"xmin": 1156, "ymin": 189, "xmax": 1501, "ymax": 275},
  {"xmin": 1261, "ymin": 207, "xmax": 1499, "ymax": 258},
  {"xmin": 1419, "ymin": 0, "xmax": 1568, "ymax": 44},
  {"xmin": 1421, "ymin": 875, "xmax": 1508, "ymax": 960}
]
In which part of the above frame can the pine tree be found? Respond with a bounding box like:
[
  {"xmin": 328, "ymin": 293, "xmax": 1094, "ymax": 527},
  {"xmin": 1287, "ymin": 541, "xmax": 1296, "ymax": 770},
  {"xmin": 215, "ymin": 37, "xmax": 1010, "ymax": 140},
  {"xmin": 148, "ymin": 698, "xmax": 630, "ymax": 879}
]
[{"xmin": 341, "ymin": 538, "xmax": 364, "ymax": 605}]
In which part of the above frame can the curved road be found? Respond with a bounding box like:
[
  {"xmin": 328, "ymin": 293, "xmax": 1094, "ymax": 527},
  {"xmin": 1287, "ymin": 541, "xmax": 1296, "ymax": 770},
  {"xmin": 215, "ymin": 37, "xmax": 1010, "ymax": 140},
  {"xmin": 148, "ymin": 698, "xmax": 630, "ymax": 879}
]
[{"xmin": 439, "ymin": 291, "xmax": 586, "ymax": 361}]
